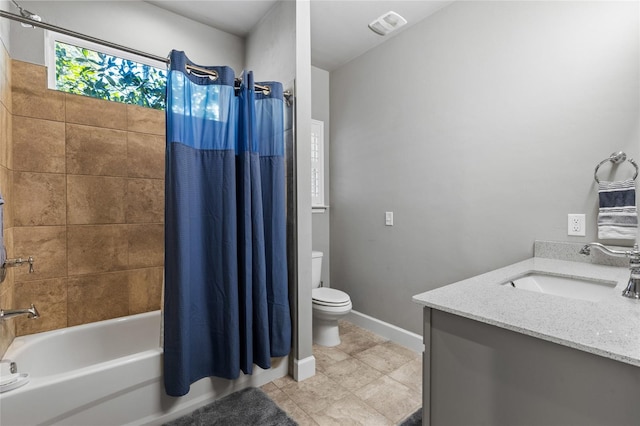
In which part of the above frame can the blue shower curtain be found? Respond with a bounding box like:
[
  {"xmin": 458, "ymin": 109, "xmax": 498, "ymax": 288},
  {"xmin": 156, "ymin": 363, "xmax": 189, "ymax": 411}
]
[{"xmin": 164, "ymin": 50, "xmax": 290, "ymax": 397}]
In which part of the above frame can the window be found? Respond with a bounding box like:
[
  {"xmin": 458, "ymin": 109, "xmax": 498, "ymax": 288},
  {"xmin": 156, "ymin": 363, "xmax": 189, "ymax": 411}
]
[
  {"xmin": 45, "ymin": 31, "xmax": 167, "ymax": 110},
  {"xmin": 311, "ymin": 119, "xmax": 326, "ymax": 210}
]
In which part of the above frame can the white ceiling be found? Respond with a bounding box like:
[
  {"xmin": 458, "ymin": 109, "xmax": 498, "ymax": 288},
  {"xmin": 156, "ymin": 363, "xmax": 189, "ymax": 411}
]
[
  {"xmin": 145, "ymin": 0, "xmax": 278, "ymax": 38},
  {"xmin": 146, "ymin": 0, "xmax": 453, "ymax": 71}
]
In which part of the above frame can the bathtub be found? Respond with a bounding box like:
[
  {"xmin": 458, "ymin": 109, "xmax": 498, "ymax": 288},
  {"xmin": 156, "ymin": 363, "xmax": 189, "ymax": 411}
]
[{"xmin": 0, "ymin": 311, "xmax": 289, "ymax": 426}]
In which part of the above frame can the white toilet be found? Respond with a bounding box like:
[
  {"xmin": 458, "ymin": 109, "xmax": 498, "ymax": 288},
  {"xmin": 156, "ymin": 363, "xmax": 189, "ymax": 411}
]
[{"xmin": 312, "ymin": 251, "xmax": 352, "ymax": 347}]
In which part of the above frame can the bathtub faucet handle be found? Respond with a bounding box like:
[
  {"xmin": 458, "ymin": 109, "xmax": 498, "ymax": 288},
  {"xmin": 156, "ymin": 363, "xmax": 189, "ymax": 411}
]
[{"xmin": 2, "ymin": 256, "xmax": 35, "ymax": 273}]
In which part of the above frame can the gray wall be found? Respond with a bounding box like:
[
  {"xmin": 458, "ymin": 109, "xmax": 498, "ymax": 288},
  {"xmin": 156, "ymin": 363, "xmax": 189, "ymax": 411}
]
[
  {"xmin": 0, "ymin": 0, "xmax": 9, "ymax": 52},
  {"xmin": 245, "ymin": 0, "xmax": 314, "ymax": 377},
  {"xmin": 9, "ymin": 1, "xmax": 244, "ymax": 71},
  {"xmin": 245, "ymin": 1, "xmax": 295, "ymax": 84},
  {"xmin": 311, "ymin": 66, "xmax": 330, "ymax": 287},
  {"xmin": 330, "ymin": 1, "xmax": 640, "ymax": 334}
]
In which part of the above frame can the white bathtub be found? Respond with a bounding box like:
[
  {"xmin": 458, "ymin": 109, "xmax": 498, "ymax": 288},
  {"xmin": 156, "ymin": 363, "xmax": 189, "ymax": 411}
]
[{"xmin": 0, "ymin": 310, "xmax": 288, "ymax": 426}]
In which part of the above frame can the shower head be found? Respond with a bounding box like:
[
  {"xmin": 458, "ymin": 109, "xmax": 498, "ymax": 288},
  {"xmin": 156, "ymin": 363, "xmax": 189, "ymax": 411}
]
[{"xmin": 10, "ymin": 0, "xmax": 42, "ymax": 27}]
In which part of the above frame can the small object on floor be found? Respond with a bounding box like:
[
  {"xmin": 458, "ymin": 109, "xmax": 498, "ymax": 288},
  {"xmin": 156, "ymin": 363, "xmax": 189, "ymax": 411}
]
[
  {"xmin": 163, "ymin": 387, "xmax": 297, "ymax": 426},
  {"xmin": 399, "ymin": 407, "xmax": 422, "ymax": 426}
]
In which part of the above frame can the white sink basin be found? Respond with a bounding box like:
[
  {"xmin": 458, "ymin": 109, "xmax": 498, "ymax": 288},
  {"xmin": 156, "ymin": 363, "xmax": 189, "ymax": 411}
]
[{"xmin": 503, "ymin": 272, "xmax": 617, "ymax": 302}]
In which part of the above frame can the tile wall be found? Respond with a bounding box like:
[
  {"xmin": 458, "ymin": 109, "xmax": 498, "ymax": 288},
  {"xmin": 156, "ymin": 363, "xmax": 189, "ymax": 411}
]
[{"xmin": 3, "ymin": 59, "xmax": 164, "ymax": 343}]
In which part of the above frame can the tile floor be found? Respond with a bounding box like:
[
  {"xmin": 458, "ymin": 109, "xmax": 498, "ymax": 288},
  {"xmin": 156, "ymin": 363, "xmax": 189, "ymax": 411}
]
[{"xmin": 261, "ymin": 320, "xmax": 423, "ymax": 425}]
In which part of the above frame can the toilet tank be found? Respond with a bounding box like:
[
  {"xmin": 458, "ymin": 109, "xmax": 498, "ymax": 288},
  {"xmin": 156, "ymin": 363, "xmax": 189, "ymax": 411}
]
[{"xmin": 312, "ymin": 251, "xmax": 323, "ymax": 288}]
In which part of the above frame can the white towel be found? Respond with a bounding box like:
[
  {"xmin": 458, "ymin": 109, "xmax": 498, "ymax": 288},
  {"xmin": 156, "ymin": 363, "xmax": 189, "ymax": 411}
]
[{"xmin": 598, "ymin": 179, "xmax": 638, "ymax": 240}]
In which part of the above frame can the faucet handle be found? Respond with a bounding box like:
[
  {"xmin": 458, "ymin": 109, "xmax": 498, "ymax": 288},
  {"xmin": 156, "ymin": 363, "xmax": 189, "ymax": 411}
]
[{"xmin": 2, "ymin": 256, "xmax": 35, "ymax": 271}]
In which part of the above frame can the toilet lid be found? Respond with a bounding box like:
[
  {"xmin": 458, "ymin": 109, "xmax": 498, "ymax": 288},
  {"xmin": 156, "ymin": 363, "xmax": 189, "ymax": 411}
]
[{"xmin": 312, "ymin": 288, "xmax": 351, "ymax": 306}]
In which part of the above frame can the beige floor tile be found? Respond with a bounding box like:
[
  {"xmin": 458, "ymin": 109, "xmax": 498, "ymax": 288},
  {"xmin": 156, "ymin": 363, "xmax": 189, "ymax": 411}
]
[
  {"xmin": 260, "ymin": 382, "xmax": 279, "ymax": 394},
  {"xmin": 279, "ymin": 372, "xmax": 350, "ymax": 415},
  {"xmin": 382, "ymin": 341, "xmax": 420, "ymax": 360},
  {"xmin": 268, "ymin": 324, "xmax": 423, "ymax": 426},
  {"xmin": 261, "ymin": 386, "xmax": 284, "ymax": 402},
  {"xmin": 354, "ymin": 341, "xmax": 419, "ymax": 374},
  {"xmin": 350, "ymin": 325, "xmax": 390, "ymax": 343},
  {"xmin": 272, "ymin": 374, "xmax": 297, "ymax": 389},
  {"xmin": 338, "ymin": 319, "xmax": 359, "ymax": 334},
  {"xmin": 336, "ymin": 329, "xmax": 386, "ymax": 355},
  {"xmin": 322, "ymin": 357, "xmax": 383, "ymax": 392},
  {"xmin": 267, "ymin": 388, "xmax": 319, "ymax": 426},
  {"xmin": 310, "ymin": 394, "xmax": 393, "ymax": 426},
  {"xmin": 389, "ymin": 357, "xmax": 423, "ymax": 394},
  {"xmin": 354, "ymin": 376, "xmax": 422, "ymax": 423},
  {"xmin": 282, "ymin": 401, "xmax": 319, "ymax": 426},
  {"xmin": 313, "ymin": 344, "xmax": 351, "ymax": 373}
]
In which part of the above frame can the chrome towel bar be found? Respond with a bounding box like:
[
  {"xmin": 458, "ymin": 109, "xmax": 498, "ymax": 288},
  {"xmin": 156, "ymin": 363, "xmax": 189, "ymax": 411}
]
[{"xmin": 594, "ymin": 151, "xmax": 638, "ymax": 184}]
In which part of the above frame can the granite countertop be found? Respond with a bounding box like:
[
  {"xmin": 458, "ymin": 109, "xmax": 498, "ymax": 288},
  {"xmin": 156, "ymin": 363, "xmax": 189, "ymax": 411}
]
[{"xmin": 413, "ymin": 245, "xmax": 640, "ymax": 367}]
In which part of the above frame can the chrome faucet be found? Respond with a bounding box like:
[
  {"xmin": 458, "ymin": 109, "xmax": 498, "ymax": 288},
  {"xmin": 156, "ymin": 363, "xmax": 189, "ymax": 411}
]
[
  {"xmin": 579, "ymin": 243, "xmax": 640, "ymax": 299},
  {"xmin": 3, "ymin": 256, "xmax": 35, "ymax": 273},
  {"xmin": 0, "ymin": 304, "xmax": 40, "ymax": 320},
  {"xmin": 0, "ymin": 256, "xmax": 35, "ymax": 284}
]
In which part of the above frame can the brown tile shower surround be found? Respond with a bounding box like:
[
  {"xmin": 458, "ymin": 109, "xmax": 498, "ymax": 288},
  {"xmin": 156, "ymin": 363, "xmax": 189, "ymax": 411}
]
[{"xmin": 0, "ymin": 58, "xmax": 164, "ymax": 353}]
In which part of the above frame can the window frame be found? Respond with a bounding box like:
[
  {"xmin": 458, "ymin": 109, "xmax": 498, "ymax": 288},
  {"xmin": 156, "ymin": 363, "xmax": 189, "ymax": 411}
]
[
  {"xmin": 44, "ymin": 30, "xmax": 167, "ymax": 102},
  {"xmin": 311, "ymin": 119, "xmax": 327, "ymax": 211}
]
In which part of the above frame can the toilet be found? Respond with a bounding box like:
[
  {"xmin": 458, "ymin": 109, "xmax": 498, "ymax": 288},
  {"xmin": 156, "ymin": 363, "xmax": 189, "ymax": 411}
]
[{"xmin": 312, "ymin": 251, "xmax": 352, "ymax": 347}]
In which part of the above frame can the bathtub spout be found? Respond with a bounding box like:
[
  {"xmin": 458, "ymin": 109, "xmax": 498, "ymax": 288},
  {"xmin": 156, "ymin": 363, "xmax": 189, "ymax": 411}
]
[{"xmin": 0, "ymin": 304, "xmax": 39, "ymax": 320}]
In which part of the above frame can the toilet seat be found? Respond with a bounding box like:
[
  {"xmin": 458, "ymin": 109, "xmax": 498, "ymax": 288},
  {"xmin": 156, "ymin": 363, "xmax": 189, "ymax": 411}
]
[{"xmin": 312, "ymin": 287, "xmax": 351, "ymax": 307}]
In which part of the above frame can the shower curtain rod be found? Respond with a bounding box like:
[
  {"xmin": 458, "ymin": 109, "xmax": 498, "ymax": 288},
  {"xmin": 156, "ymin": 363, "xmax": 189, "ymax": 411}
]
[
  {"xmin": 0, "ymin": 10, "xmax": 169, "ymax": 63},
  {"xmin": 0, "ymin": 9, "xmax": 284, "ymax": 96}
]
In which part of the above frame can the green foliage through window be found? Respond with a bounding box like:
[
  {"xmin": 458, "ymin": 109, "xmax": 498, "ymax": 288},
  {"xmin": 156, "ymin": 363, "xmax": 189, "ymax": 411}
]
[{"xmin": 55, "ymin": 41, "xmax": 166, "ymax": 110}]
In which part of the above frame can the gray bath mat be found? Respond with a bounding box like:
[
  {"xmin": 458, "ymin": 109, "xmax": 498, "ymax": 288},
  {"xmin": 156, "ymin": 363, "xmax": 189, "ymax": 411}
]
[
  {"xmin": 164, "ymin": 387, "xmax": 297, "ymax": 426},
  {"xmin": 399, "ymin": 407, "xmax": 422, "ymax": 426}
]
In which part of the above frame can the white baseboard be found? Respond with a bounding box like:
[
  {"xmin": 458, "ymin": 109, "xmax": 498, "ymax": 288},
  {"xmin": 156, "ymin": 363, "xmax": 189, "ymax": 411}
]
[
  {"xmin": 293, "ymin": 355, "xmax": 316, "ymax": 381},
  {"xmin": 345, "ymin": 310, "xmax": 424, "ymax": 353}
]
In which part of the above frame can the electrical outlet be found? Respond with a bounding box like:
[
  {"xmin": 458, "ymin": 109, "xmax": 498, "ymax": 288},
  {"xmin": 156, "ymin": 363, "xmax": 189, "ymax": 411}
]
[{"xmin": 568, "ymin": 214, "xmax": 586, "ymax": 236}]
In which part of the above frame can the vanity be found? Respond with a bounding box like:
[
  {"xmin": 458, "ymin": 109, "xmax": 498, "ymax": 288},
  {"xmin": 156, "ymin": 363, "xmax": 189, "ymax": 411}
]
[{"xmin": 413, "ymin": 241, "xmax": 640, "ymax": 426}]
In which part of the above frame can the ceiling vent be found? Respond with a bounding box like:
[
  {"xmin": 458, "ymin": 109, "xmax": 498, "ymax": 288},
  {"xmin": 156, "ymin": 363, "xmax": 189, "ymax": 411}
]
[{"xmin": 368, "ymin": 11, "xmax": 407, "ymax": 36}]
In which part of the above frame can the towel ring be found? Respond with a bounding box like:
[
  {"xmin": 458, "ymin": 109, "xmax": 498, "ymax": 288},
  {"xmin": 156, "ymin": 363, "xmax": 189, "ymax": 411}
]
[{"xmin": 594, "ymin": 151, "xmax": 639, "ymax": 184}]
